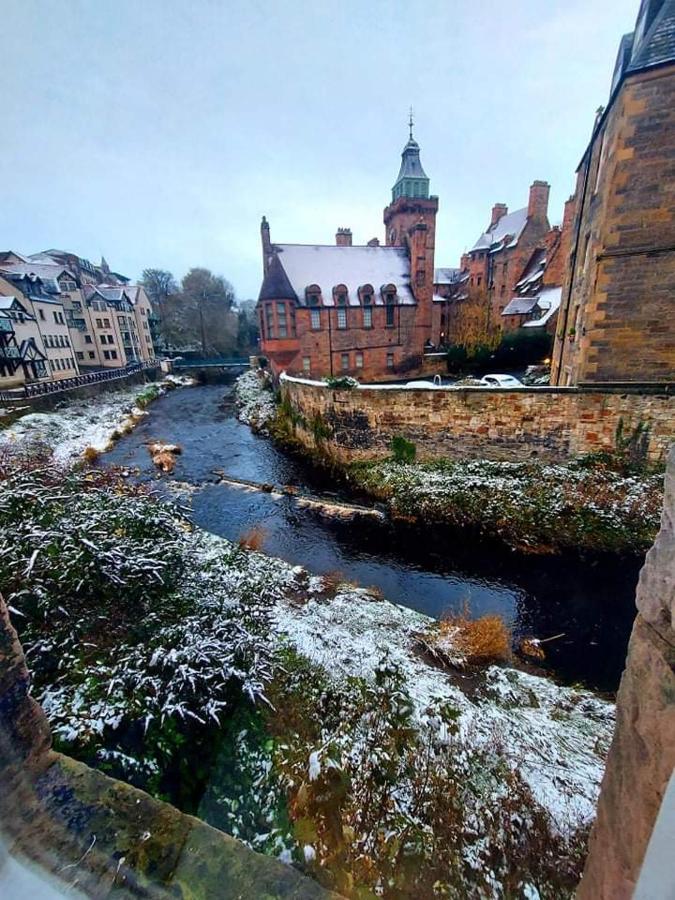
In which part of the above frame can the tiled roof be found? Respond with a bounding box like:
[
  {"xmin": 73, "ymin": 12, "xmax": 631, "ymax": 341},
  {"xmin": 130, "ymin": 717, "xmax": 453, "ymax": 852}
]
[
  {"xmin": 269, "ymin": 244, "xmax": 414, "ymax": 306},
  {"xmin": 628, "ymin": 0, "xmax": 675, "ymax": 72},
  {"xmin": 0, "ymin": 262, "xmax": 75, "ymax": 281},
  {"xmin": 259, "ymin": 254, "xmax": 298, "ymax": 302},
  {"xmin": 471, "ymin": 207, "xmax": 528, "ymax": 253},
  {"xmin": 522, "ymin": 287, "xmax": 562, "ymax": 327}
]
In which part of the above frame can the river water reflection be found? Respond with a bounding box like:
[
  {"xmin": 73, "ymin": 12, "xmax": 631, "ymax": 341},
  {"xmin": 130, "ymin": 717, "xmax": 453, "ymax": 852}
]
[{"xmin": 104, "ymin": 381, "xmax": 639, "ymax": 692}]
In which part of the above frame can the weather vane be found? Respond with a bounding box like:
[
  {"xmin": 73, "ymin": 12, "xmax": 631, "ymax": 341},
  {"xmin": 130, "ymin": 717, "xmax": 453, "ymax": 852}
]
[{"xmin": 408, "ymin": 106, "xmax": 414, "ymax": 140}]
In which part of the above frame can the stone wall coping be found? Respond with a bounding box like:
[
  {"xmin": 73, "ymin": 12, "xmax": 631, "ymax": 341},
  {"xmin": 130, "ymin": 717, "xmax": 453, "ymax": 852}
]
[{"xmin": 281, "ymin": 373, "xmax": 674, "ymax": 398}]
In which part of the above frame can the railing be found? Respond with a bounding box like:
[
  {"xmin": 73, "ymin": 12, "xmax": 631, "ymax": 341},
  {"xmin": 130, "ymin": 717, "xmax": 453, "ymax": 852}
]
[
  {"xmin": 172, "ymin": 356, "xmax": 250, "ymax": 368},
  {"xmin": 0, "ymin": 360, "xmax": 159, "ymax": 402}
]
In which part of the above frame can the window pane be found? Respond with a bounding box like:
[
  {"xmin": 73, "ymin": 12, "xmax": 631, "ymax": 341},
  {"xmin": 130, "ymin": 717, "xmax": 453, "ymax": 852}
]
[
  {"xmin": 363, "ymin": 307, "xmax": 372, "ymax": 328},
  {"xmin": 311, "ymin": 309, "xmax": 321, "ymax": 329},
  {"xmin": 302, "ymin": 356, "xmax": 311, "ymax": 372},
  {"xmin": 341, "ymin": 353, "xmax": 349, "ymax": 370},
  {"xmin": 356, "ymin": 352, "xmax": 363, "ymax": 368},
  {"xmin": 387, "ymin": 353, "xmax": 394, "ymax": 368},
  {"xmin": 386, "ymin": 305, "xmax": 395, "ymax": 326},
  {"xmin": 337, "ymin": 308, "xmax": 347, "ymax": 329}
]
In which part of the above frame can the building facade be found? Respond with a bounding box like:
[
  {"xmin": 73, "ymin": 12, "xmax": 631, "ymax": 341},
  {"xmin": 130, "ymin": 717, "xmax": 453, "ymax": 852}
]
[
  {"xmin": 257, "ymin": 129, "xmax": 439, "ymax": 381},
  {"xmin": 552, "ymin": 0, "xmax": 675, "ymax": 386},
  {"xmin": 0, "ymin": 249, "xmax": 156, "ymax": 390}
]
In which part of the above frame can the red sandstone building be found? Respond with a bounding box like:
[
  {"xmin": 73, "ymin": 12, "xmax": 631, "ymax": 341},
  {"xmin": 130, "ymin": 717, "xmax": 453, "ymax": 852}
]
[{"xmin": 257, "ymin": 127, "xmax": 439, "ymax": 382}]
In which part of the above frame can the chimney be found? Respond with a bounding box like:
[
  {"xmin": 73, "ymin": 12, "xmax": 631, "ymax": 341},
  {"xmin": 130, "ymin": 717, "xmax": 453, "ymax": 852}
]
[
  {"xmin": 528, "ymin": 180, "xmax": 550, "ymax": 220},
  {"xmin": 491, "ymin": 203, "xmax": 508, "ymax": 227},
  {"xmin": 367, "ymin": 237, "xmax": 380, "ymax": 247},
  {"xmin": 261, "ymin": 216, "xmax": 271, "ymax": 276},
  {"xmin": 460, "ymin": 252, "xmax": 470, "ymax": 271},
  {"xmin": 336, "ymin": 227, "xmax": 353, "ymax": 247}
]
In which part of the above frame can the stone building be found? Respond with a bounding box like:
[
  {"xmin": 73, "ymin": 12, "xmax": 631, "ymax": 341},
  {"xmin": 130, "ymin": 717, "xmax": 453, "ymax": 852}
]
[
  {"xmin": 0, "ymin": 249, "xmax": 156, "ymax": 389},
  {"xmin": 500, "ymin": 197, "xmax": 575, "ymax": 334},
  {"xmin": 257, "ymin": 126, "xmax": 439, "ymax": 381},
  {"xmin": 552, "ymin": 0, "xmax": 675, "ymax": 387},
  {"xmin": 464, "ymin": 182, "xmax": 553, "ymax": 328}
]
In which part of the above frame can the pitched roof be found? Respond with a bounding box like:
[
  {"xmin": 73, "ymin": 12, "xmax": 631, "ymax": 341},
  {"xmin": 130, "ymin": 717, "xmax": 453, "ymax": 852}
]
[
  {"xmin": 269, "ymin": 244, "xmax": 414, "ymax": 306},
  {"xmin": 522, "ymin": 287, "xmax": 562, "ymax": 327},
  {"xmin": 502, "ymin": 297, "xmax": 539, "ymax": 316},
  {"xmin": 628, "ymin": 0, "xmax": 675, "ymax": 71},
  {"xmin": 0, "ymin": 295, "xmax": 33, "ymax": 317},
  {"xmin": 471, "ymin": 207, "xmax": 529, "ymax": 253},
  {"xmin": 434, "ymin": 267, "xmax": 462, "ymax": 285},
  {"xmin": 0, "ymin": 262, "xmax": 75, "ymax": 281},
  {"xmin": 258, "ymin": 253, "xmax": 298, "ymax": 302}
]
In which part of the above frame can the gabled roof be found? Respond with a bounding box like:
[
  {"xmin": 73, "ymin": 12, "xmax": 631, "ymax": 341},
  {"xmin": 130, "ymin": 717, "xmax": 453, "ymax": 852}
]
[
  {"xmin": 19, "ymin": 338, "xmax": 47, "ymax": 360},
  {"xmin": 471, "ymin": 207, "xmax": 528, "ymax": 253},
  {"xmin": 268, "ymin": 244, "xmax": 414, "ymax": 306},
  {"xmin": 0, "ymin": 295, "xmax": 33, "ymax": 317}
]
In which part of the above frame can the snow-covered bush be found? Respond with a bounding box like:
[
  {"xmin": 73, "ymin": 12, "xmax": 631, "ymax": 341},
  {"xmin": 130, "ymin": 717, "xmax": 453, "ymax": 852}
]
[{"xmin": 352, "ymin": 456, "xmax": 663, "ymax": 554}]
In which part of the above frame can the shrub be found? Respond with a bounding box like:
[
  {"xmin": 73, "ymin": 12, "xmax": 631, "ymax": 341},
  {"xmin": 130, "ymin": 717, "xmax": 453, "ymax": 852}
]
[
  {"xmin": 324, "ymin": 376, "xmax": 359, "ymax": 390},
  {"xmin": 135, "ymin": 383, "xmax": 161, "ymax": 409},
  {"xmin": 82, "ymin": 445, "xmax": 99, "ymax": 463},
  {"xmin": 238, "ymin": 525, "xmax": 267, "ymax": 551},
  {"xmin": 390, "ymin": 435, "xmax": 416, "ymax": 464},
  {"xmin": 419, "ymin": 609, "xmax": 512, "ymax": 668}
]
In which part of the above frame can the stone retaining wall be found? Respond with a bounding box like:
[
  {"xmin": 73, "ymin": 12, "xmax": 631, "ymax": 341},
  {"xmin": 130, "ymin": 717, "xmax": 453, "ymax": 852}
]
[{"xmin": 281, "ymin": 377, "xmax": 675, "ymax": 463}]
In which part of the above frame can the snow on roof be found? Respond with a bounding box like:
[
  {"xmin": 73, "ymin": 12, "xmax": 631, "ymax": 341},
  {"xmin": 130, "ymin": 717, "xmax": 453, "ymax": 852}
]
[
  {"xmin": 522, "ymin": 287, "xmax": 562, "ymax": 327},
  {"xmin": 434, "ymin": 267, "xmax": 461, "ymax": 285},
  {"xmin": 471, "ymin": 207, "xmax": 529, "ymax": 253},
  {"xmin": 502, "ymin": 297, "xmax": 539, "ymax": 316},
  {"xmin": 0, "ymin": 262, "xmax": 76, "ymax": 281},
  {"xmin": 274, "ymin": 244, "xmax": 414, "ymax": 306},
  {"xmin": 0, "ymin": 295, "xmax": 33, "ymax": 317}
]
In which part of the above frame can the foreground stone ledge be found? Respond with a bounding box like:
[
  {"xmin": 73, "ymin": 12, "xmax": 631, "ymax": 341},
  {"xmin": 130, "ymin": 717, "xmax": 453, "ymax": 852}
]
[
  {"xmin": 0, "ymin": 593, "xmax": 336, "ymax": 899},
  {"xmin": 578, "ymin": 447, "xmax": 675, "ymax": 899}
]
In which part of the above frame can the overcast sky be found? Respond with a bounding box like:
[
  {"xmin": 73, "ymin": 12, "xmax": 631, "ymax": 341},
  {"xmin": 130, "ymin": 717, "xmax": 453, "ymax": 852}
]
[{"xmin": 3, "ymin": 0, "xmax": 637, "ymax": 298}]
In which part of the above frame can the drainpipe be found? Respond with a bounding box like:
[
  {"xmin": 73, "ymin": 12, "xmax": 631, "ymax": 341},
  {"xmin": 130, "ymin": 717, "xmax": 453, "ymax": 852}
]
[{"xmin": 327, "ymin": 306, "xmax": 334, "ymax": 377}]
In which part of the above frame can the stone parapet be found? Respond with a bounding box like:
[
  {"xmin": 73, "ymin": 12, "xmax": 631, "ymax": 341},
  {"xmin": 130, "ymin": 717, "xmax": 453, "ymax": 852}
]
[{"xmin": 281, "ymin": 376, "xmax": 675, "ymax": 463}]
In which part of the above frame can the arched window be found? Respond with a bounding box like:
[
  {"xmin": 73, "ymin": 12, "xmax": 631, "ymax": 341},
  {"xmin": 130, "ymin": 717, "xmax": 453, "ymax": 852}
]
[
  {"xmin": 359, "ymin": 284, "xmax": 374, "ymax": 329},
  {"xmin": 332, "ymin": 284, "xmax": 348, "ymax": 306},
  {"xmin": 381, "ymin": 284, "xmax": 397, "ymax": 327},
  {"xmin": 305, "ymin": 285, "xmax": 322, "ymax": 306}
]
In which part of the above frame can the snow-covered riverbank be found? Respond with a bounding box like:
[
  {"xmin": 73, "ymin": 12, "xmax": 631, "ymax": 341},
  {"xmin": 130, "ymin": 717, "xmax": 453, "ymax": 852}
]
[{"xmin": 0, "ymin": 375, "xmax": 193, "ymax": 463}]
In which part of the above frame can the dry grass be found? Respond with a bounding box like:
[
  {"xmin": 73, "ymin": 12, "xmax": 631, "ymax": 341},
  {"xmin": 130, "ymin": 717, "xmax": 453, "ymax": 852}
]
[
  {"xmin": 321, "ymin": 569, "xmax": 346, "ymax": 592},
  {"xmin": 82, "ymin": 446, "xmax": 100, "ymax": 463},
  {"xmin": 238, "ymin": 525, "xmax": 267, "ymax": 551},
  {"xmin": 420, "ymin": 607, "xmax": 512, "ymax": 669}
]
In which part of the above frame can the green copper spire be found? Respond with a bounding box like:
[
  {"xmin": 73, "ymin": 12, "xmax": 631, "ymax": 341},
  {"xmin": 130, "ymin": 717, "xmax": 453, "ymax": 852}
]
[{"xmin": 391, "ymin": 110, "xmax": 430, "ymax": 202}]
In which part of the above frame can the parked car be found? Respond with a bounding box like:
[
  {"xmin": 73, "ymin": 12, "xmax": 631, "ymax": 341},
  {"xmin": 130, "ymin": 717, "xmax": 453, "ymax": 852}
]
[
  {"xmin": 405, "ymin": 376, "xmax": 442, "ymax": 389},
  {"xmin": 478, "ymin": 374, "xmax": 523, "ymax": 388}
]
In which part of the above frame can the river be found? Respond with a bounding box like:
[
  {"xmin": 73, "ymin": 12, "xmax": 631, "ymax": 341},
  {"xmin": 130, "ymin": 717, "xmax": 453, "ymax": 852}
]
[{"xmin": 103, "ymin": 380, "xmax": 639, "ymax": 692}]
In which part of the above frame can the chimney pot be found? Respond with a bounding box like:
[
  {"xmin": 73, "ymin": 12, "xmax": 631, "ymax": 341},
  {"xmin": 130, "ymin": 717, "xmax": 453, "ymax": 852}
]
[{"xmin": 336, "ymin": 227, "xmax": 353, "ymax": 247}]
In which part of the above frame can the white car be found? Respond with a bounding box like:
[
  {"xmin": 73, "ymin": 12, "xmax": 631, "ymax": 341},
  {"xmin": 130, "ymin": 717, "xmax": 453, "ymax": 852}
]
[
  {"xmin": 405, "ymin": 377, "xmax": 442, "ymax": 389},
  {"xmin": 478, "ymin": 374, "xmax": 523, "ymax": 388}
]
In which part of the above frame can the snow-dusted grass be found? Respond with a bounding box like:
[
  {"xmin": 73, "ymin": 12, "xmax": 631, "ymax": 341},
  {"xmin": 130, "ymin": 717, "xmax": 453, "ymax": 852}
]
[
  {"xmin": 0, "ymin": 433, "xmax": 617, "ymax": 896},
  {"xmin": 351, "ymin": 456, "xmax": 664, "ymax": 554},
  {"xmin": 0, "ymin": 376, "xmax": 191, "ymax": 464},
  {"xmin": 234, "ymin": 369, "xmax": 277, "ymax": 433}
]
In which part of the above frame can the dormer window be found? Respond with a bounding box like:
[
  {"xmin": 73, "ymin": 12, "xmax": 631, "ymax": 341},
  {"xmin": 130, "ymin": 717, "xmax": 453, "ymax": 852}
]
[
  {"xmin": 305, "ymin": 285, "xmax": 322, "ymax": 307},
  {"xmin": 382, "ymin": 283, "xmax": 397, "ymax": 327},
  {"xmin": 333, "ymin": 284, "xmax": 348, "ymax": 306}
]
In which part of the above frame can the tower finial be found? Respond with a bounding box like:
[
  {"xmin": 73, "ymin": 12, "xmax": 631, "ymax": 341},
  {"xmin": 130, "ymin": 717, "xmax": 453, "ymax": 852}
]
[{"xmin": 408, "ymin": 106, "xmax": 414, "ymax": 140}]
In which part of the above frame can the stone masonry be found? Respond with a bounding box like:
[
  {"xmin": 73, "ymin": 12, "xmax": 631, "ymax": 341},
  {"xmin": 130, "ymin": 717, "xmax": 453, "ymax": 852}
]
[
  {"xmin": 578, "ymin": 445, "xmax": 675, "ymax": 899},
  {"xmin": 281, "ymin": 377, "xmax": 675, "ymax": 464}
]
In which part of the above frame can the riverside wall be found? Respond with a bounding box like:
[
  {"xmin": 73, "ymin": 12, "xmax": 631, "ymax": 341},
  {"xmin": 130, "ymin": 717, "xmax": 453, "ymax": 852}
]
[{"xmin": 280, "ymin": 377, "xmax": 675, "ymax": 463}]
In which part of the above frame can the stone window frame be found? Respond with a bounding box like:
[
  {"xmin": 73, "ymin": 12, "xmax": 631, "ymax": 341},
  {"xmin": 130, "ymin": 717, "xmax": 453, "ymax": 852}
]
[
  {"xmin": 355, "ymin": 351, "xmax": 364, "ymax": 369},
  {"xmin": 310, "ymin": 308, "xmax": 321, "ymax": 330},
  {"xmin": 341, "ymin": 352, "xmax": 350, "ymax": 371},
  {"xmin": 386, "ymin": 352, "xmax": 394, "ymax": 369},
  {"xmin": 302, "ymin": 356, "xmax": 311, "ymax": 373}
]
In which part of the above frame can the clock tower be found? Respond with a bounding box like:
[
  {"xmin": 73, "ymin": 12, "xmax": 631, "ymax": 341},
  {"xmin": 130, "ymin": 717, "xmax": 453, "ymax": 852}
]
[{"xmin": 383, "ymin": 111, "xmax": 439, "ymax": 328}]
